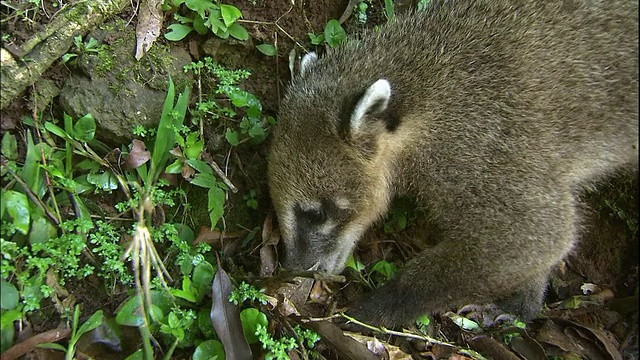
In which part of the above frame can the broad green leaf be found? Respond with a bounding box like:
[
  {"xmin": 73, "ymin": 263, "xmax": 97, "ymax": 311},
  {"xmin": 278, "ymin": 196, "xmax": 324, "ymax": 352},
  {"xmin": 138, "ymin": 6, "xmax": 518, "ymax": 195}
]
[
  {"xmin": 185, "ymin": 159, "xmax": 213, "ymax": 176},
  {"xmin": 1, "ymin": 309, "xmax": 23, "ymax": 331},
  {"xmin": 185, "ymin": 140, "xmax": 204, "ymax": 160},
  {"xmin": 324, "ymin": 19, "xmax": 346, "ymax": 48},
  {"xmin": 228, "ymin": 23, "xmax": 249, "ymax": 41},
  {"xmin": 239, "ymin": 308, "xmax": 268, "ymax": 344},
  {"xmin": 345, "ymin": 255, "xmax": 365, "ymax": 272},
  {"xmin": 191, "ymin": 172, "xmax": 217, "ymax": 188},
  {"xmin": 193, "ymin": 339, "xmax": 225, "ymax": 360},
  {"xmin": 193, "ymin": 14, "xmax": 208, "ymax": 35},
  {"xmin": 449, "ymin": 314, "xmax": 480, "ymax": 331},
  {"xmin": 208, "ymin": 186, "xmax": 225, "ymax": 228},
  {"xmin": 371, "ymin": 260, "xmax": 397, "ymax": 280},
  {"xmin": 73, "ymin": 114, "xmax": 96, "ymax": 142},
  {"xmin": 76, "ymin": 310, "xmax": 104, "ymax": 338},
  {"xmin": 1, "ymin": 132, "xmax": 17, "ymax": 160},
  {"xmin": 2, "ymin": 190, "xmax": 30, "ymax": 234},
  {"xmin": 225, "ymin": 129, "xmax": 239, "ymax": 146},
  {"xmin": 1, "ymin": 325, "xmax": 14, "ymax": 352},
  {"xmin": 185, "ymin": 0, "xmax": 216, "ymax": 19},
  {"xmin": 86, "ymin": 171, "xmax": 119, "ymax": 191},
  {"xmin": 416, "ymin": 313, "xmax": 431, "ymax": 329},
  {"xmin": 220, "ymin": 4, "xmax": 242, "ymax": 27},
  {"xmin": 192, "ymin": 261, "xmax": 214, "ymax": 295},
  {"xmin": 248, "ymin": 123, "xmax": 265, "ymax": 139},
  {"xmin": 256, "ymin": 44, "xmax": 276, "ymax": 56},
  {"xmin": 28, "ymin": 216, "xmax": 57, "ymax": 244},
  {"xmin": 165, "ymin": 24, "xmax": 194, "ymax": 41},
  {"xmin": 115, "ymin": 295, "xmax": 164, "ymax": 327},
  {"xmin": 165, "ymin": 159, "xmax": 184, "ymax": 174},
  {"xmin": 171, "ymin": 288, "xmax": 197, "ymax": 302},
  {"xmin": 0, "ymin": 281, "xmax": 19, "ymax": 310}
]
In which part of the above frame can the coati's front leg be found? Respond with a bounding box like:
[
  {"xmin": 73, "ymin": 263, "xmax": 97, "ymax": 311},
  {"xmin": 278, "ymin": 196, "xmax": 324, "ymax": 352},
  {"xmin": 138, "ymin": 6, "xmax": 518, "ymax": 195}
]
[{"xmin": 347, "ymin": 192, "xmax": 578, "ymax": 327}]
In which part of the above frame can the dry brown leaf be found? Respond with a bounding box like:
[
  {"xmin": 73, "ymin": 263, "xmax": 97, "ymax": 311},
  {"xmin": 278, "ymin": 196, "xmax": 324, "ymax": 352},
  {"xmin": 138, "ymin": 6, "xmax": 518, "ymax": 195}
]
[
  {"xmin": 210, "ymin": 256, "xmax": 252, "ymax": 360},
  {"xmin": 307, "ymin": 321, "xmax": 379, "ymax": 360},
  {"xmin": 125, "ymin": 139, "xmax": 150, "ymax": 169},
  {"xmin": 134, "ymin": 0, "xmax": 163, "ymax": 60}
]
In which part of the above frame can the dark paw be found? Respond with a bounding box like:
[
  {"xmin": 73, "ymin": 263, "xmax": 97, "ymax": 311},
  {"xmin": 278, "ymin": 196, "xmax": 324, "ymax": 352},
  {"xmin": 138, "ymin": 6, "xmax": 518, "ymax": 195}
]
[{"xmin": 457, "ymin": 303, "xmax": 521, "ymax": 329}]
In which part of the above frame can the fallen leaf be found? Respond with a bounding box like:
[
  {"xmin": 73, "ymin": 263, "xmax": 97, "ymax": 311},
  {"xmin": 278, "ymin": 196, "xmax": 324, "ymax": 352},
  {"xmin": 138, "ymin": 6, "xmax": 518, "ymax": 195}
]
[
  {"xmin": 210, "ymin": 255, "xmax": 252, "ymax": 360},
  {"xmin": 306, "ymin": 321, "xmax": 379, "ymax": 360},
  {"xmin": 125, "ymin": 139, "xmax": 150, "ymax": 169},
  {"xmin": 135, "ymin": 0, "xmax": 163, "ymax": 60}
]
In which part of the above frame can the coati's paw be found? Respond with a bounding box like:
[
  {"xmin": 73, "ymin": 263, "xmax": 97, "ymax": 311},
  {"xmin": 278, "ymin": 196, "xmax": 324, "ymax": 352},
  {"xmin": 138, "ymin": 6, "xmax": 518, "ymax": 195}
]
[
  {"xmin": 345, "ymin": 286, "xmax": 417, "ymax": 328},
  {"xmin": 456, "ymin": 303, "xmax": 520, "ymax": 329}
]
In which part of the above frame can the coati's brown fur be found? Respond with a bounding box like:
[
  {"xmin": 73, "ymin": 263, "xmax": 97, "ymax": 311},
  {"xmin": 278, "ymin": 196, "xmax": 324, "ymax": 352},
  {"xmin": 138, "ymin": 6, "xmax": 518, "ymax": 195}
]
[{"xmin": 268, "ymin": 0, "xmax": 639, "ymax": 326}]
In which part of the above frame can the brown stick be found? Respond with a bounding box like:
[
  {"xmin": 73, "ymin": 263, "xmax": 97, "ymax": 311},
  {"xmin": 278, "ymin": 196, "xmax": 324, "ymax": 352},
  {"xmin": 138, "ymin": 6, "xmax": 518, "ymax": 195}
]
[{"xmin": 1, "ymin": 328, "xmax": 71, "ymax": 360}]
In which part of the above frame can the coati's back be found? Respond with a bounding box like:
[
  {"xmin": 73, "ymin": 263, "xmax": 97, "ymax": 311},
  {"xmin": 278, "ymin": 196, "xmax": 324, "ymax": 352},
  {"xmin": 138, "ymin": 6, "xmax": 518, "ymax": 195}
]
[{"xmin": 268, "ymin": 0, "xmax": 638, "ymax": 326}]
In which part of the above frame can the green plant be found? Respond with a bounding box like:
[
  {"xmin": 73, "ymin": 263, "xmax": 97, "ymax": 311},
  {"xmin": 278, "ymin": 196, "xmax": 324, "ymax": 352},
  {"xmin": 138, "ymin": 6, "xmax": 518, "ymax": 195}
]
[
  {"xmin": 383, "ymin": 0, "xmax": 395, "ymax": 21},
  {"xmin": 308, "ymin": 19, "xmax": 346, "ymax": 48},
  {"xmin": 253, "ymin": 324, "xmax": 319, "ymax": 359},
  {"xmin": 417, "ymin": 0, "xmax": 431, "ymax": 11},
  {"xmin": 229, "ymin": 281, "xmax": 267, "ymax": 305},
  {"xmin": 163, "ymin": 0, "xmax": 248, "ymax": 41},
  {"xmin": 184, "ymin": 57, "xmax": 274, "ymax": 147},
  {"xmin": 243, "ymin": 189, "xmax": 258, "ymax": 209},
  {"xmin": 354, "ymin": 1, "xmax": 370, "ymax": 24},
  {"xmin": 61, "ymin": 36, "xmax": 105, "ymax": 64},
  {"xmin": 39, "ymin": 306, "xmax": 104, "ymax": 360}
]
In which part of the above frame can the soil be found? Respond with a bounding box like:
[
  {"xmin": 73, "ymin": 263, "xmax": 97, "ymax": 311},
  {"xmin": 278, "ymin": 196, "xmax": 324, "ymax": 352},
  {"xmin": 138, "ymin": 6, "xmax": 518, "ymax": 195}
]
[{"xmin": 1, "ymin": 1, "xmax": 638, "ymax": 359}]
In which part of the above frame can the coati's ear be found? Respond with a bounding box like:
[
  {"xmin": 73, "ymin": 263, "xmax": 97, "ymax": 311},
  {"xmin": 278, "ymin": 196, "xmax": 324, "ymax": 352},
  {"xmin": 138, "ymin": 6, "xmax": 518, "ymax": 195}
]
[
  {"xmin": 349, "ymin": 79, "xmax": 392, "ymax": 134},
  {"xmin": 300, "ymin": 52, "xmax": 318, "ymax": 77}
]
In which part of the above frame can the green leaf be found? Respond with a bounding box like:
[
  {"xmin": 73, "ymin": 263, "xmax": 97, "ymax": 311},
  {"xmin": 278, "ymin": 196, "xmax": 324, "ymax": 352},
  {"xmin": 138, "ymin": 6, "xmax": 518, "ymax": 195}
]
[
  {"xmin": 371, "ymin": 260, "xmax": 397, "ymax": 280},
  {"xmin": 208, "ymin": 186, "xmax": 225, "ymax": 228},
  {"xmin": 220, "ymin": 4, "xmax": 242, "ymax": 27},
  {"xmin": 115, "ymin": 295, "xmax": 164, "ymax": 327},
  {"xmin": 150, "ymin": 79, "xmax": 190, "ymax": 184},
  {"xmin": 190, "ymin": 172, "xmax": 217, "ymax": 188},
  {"xmin": 193, "ymin": 14, "xmax": 209, "ymax": 35},
  {"xmin": 73, "ymin": 114, "xmax": 96, "ymax": 141},
  {"xmin": 345, "ymin": 255, "xmax": 365, "ymax": 272},
  {"xmin": 36, "ymin": 342, "xmax": 67, "ymax": 351},
  {"xmin": 1, "ymin": 132, "xmax": 18, "ymax": 160},
  {"xmin": 165, "ymin": 24, "xmax": 194, "ymax": 41},
  {"xmin": 416, "ymin": 313, "xmax": 430, "ymax": 328},
  {"xmin": 22, "ymin": 130, "xmax": 43, "ymax": 196},
  {"xmin": 86, "ymin": 171, "xmax": 119, "ymax": 191},
  {"xmin": 228, "ymin": 22, "xmax": 249, "ymax": 41},
  {"xmin": 185, "ymin": 0, "xmax": 216, "ymax": 19},
  {"xmin": 256, "ymin": 44, "xmax": 276, "ymax": 56},
  {"xmin": 185, "ymin": 139, "xmax": 204, "ymax": 160},
  {"xmin": 165, "ymin": 159, "xmax": 184, "ymax": 174},
  {"xmin": 323, "ymin": 19, "xmax": 346, "ymax": 48},
  {"xmin": 239, "ymin": 308, "xmax": 268, "ymax": 344},
  {"xmin": 124, "ymin": 349, "xmax": 144, "ymax": 360},
  {"xmin": 76, "ymin": 310, "xmax": 104, "ymax": 338},
  {"xmin": 225, "ymin": 129, "xmax": 239, "ymax": 146},
  {"xmin": 1, "ymin": 309, "xmax": 23, "ymax": 331},
  {"xmin": 171, "ymin": 288, "xmax": 197, "ymax": 302},
  {"xmin": 449, "ymin": 314, "xmax": 480, "ymax": 331},
  {"xmin": 192, "ymin": 261, "xmax": 214, "ymax": 295},
  {"xmin": 185, "ymin": 159, "xmax": 213, "ymax": 176},
  {"xmin": 0, "ymin": 281, "xmax": 19, "ymax": 310},
  {"xmin": 28, "ymin": 215, "xmax": 57, "ymax": 244},
  {"xmin": 44, "ymin": 122, "xmax": 70, "ymax": 140},
  {"xmin": 193, "ymin": 339, "xmax": 225, "ymax": 360},
  {"xmin": 308, "ymin": 32, "xmax": 325, "ymax": 45},
  {"xmin": 2, "ymin": 190, "xmax": 30, "ymax": 234},
  {"xmin": 384, "ymin": 0, "xmax": 395, "ymax": 21}
]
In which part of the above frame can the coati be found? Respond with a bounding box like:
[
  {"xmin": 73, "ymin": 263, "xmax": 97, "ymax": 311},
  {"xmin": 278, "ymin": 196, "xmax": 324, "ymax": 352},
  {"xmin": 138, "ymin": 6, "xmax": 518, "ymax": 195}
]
[{"xmin": 267, "ymin": 0, "xmax": 639, "ymax": 327}]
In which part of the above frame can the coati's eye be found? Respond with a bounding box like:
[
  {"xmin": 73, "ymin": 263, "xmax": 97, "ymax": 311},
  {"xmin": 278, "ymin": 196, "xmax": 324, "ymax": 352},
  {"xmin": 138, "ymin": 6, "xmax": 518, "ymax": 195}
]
[{"xmin": 301, "ymin": 208, "xmax": 325, "ymax": 225}]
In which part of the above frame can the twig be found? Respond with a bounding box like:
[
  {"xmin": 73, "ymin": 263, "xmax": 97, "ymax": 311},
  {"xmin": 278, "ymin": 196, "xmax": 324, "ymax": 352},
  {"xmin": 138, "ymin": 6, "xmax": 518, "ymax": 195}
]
[
  {"xmin": 1, "ymin": 328, "xmax": 71, "ymax": 360},
  {"xmin": 206, "ymin": 157, "xmax": 238, "ymax": 193}
]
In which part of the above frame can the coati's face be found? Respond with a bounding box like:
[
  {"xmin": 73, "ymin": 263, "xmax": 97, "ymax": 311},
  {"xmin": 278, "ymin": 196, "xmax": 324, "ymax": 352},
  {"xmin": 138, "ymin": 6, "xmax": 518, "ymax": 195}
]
[{"xmin": 268, "ymin": 53, "xmax": 402, "ymax": 273}]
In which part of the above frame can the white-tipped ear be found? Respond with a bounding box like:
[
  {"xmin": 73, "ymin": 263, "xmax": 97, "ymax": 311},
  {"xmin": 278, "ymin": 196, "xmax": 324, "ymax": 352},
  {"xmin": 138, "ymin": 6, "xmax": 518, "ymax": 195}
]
[
  {"xmin": 300, "ymin": 52, "xmax": 318, "ymax": 77},
  {"xmin": 350, "ymin": 79, "xmax": 392, "ymax": 132}
]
